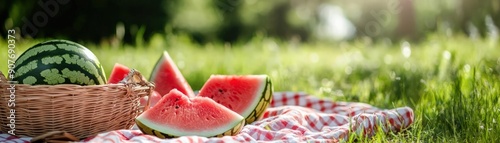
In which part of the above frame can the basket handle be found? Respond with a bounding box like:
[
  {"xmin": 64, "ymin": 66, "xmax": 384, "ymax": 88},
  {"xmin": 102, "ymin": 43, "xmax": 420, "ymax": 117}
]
[
  {"xmin": 120, "ymin": 69, "xmax": 155, "ymax": 111},
  {"xmin": 119, "ymin": 69, "xmax": 152, "ymax": 86}
]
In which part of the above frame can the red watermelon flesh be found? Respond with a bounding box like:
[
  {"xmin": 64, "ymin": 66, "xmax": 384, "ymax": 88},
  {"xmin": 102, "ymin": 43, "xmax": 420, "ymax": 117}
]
[
  {"xmin": 135, "ymin": 89, "xmax": 244, "ymax": 137},
  {"xmin": 150, "ymin": 51, "xmax": 194, "ymax": 97},
  {"xmin": 198, "ymin": 75, "xmax": 273, "ymax": 124},
  {"xmin": 107, "ymin": 63, "xmax": 130, "ymax": 84}
]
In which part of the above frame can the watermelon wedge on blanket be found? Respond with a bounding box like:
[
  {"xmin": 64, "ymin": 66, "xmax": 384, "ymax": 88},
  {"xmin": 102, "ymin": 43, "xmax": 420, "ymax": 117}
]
[
  {"xmin": 135, "ymin": 89, "xmax": 245, "ymax": 138},
  {"xmin": 107, "ymin": 63, "xmax": 130, "ymax": 84},
  {"xmin": 150, "ymin": 51, "xmax": 195, "ymax": 97},
  {"xmin": 198, "ymin": 75, "xmax": 273, "ymax": 124}
]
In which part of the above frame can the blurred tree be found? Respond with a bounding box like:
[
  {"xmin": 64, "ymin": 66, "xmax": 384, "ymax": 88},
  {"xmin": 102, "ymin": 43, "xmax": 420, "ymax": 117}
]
[
  {"xmin": 171, "ymin": 0, "xmax": 223, "ymax": 43},
  {"xmin": 1, "ymin": 0, "xmax": 497, "ymax": 44},
  {"xmin": 457, "ymin": 0, "xmax": 499, "ymax": 37},
  {"xmin": 215, "ymin": 0, "xmax": 314, "ymax": 43},
  {"xmin": 214, "ymin": 0, "xmax": 244, "ymax": 42},
  {"xmin": 396, "ymin": 0, "xmax": 416, "ymax": 40},
  {"xmin": 2, "ymin": 0, "xmax": 178, "ymax": 45},
  {"xmin": 342, "ymin": 0, "xmax": 399, "ymax": 39},
  {"xmin": 0, "ymin": 0, "xmax": 14, "ymax": 32}
]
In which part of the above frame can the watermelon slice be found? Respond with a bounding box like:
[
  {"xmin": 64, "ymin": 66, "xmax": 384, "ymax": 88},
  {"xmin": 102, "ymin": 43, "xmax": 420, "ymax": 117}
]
[
  {"xmin": 198, "ymin": 75, "xmax": 273, "ymax": 124},
  {"xmin": 135, "ymin": 89, "xmax": 245, "ymax": 138},
  {"xmin": 150, "ymin": 51, "xmax": 195, "ymax": 97},
  {"xmin": 107, "ymin": 63, "xmax": 130, "ymax": 84}
]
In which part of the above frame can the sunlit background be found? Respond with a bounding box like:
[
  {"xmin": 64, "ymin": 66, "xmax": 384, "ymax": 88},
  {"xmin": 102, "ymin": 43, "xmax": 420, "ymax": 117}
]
[
  {"xmin": 1, "ymin": 0, "xmax": 498, "ymax": 44},
  {"xmin": 1, "ymin": 1, "xmax": 500, "ymax": 142}
]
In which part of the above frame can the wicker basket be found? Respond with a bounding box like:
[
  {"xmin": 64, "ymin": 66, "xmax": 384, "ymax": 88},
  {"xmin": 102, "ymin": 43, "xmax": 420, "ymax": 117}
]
[{"xmin": 0, "ymin": 70, "xmax": 154, "ymax": 139}]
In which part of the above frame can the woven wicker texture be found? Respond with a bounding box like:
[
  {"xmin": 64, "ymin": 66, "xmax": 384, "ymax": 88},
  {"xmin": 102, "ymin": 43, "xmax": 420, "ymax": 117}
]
[{"xmin": 0, "ymin": 70, "xmax": 153, "ymax": 139}]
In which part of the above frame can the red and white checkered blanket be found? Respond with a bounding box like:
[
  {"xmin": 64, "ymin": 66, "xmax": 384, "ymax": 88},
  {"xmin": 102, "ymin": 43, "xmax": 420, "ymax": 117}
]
[{"xmin": 1, "ymin": 92, "xmax": 414, "ymax": 143}]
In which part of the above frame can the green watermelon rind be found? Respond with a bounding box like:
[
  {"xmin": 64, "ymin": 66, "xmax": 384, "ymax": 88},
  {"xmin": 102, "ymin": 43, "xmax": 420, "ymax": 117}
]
[
  {"xmin": 202, "ymin": 75, "xmax": 273, "ymax": 124},
  {"xmin": 231, "ymin": 75, "xmax": 270, "ymax": 122},
  {"xmin": 148, "ymin": 51, "xmax": 165, "ymax": 82},
  {"xmin": 12, "ymin": 40, "xmax": 106, "ymax": 85},
  {"xmin": 245, "ymin": 76, "xmax": 273, "ymax": 123},
  {"xmin": 136, "ymin": 116, "xmax": 243, "ymax": 137}
]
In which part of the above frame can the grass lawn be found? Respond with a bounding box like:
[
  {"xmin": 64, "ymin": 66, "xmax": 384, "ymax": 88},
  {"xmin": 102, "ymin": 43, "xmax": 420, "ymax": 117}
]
[{"xmin": 1, "ymin": 33, "xmax": 499, "ymax": 142}]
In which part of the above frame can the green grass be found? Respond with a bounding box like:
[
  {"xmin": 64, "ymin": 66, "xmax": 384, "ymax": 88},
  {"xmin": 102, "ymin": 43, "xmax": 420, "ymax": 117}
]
[{"xmin": 1, "ymin": 33, "xmax": 499, "ymax": 142}]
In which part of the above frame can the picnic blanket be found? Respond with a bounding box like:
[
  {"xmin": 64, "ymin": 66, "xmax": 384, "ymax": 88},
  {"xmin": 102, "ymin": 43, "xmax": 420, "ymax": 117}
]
[{"xmin": 0, "ymin": 92, "xmax": 414, "ymax": 143}]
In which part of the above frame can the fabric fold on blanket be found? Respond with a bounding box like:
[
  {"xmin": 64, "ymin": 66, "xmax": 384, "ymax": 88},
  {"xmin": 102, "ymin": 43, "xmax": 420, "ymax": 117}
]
[{"xmin": 0, "ymin": 92, "xmax": 414, "ymax": 143}]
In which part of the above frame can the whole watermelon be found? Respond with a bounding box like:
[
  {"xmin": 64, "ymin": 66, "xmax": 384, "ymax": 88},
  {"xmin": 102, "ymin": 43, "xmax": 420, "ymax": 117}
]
[{"xmin": 12, "ymin": 40, "xmax": 107, "ymax": 85}]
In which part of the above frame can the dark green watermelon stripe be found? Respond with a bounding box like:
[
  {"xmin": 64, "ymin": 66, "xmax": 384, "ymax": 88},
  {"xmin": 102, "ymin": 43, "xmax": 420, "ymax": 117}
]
[
  {"xmin": 137, "ymin": 121, "xmax": 174, "ymax": 138},
  {"xmin": 15, "ymin": 55, "xmax": 104, "ymax": 83},
  {"xmin": 16, "ymin": 53, "xmax": 104, "ymax": 83},
  {"xmin": 14, "ymin": 60, "xmax": 38, "ymax": 78},
  {"xmin": 136, "ymin": 122, "xmax": 154, "ymax": 135},
  {"xmin": 54, "ymin": 63, "xmax": 99, "ymax": 84},
  {"xmin": 14, "ymin": 48, "xmax": 105, "ymax": 82},
  {"xmin": 59, "ymin": 54, "xmax": 104, "ymax": 82},
  {"xmin": 59, "ymin": 68, "xmax": 96, "ymax": 84},
  {"xmin": 50, "ymin": 42, "xmax": 102, "ymax": 72},
  {"xmin": 56, "ymin": 43, "xmax": 101, "ymax": 65},
  {"xmin": 17, "ymin": 74, "xmax": 47, "ymax": 85},
  {"xmin": 15, "ymin": 41, "xmax": 102, "ymax": 72},
  {"xmin": 154, "ymin": 130, "xmax": 172, "ymax": 138},
  {"xmin": 52, "ymin": 42, "xmax": 106, "ymax": 82},
  {"xmin": 14, "ymin": 44, "xmax": 57, "ymax": 67},
  {"xmin": 16, "ymin": 68, "xmax": 98, "ymax": 85},
  {"xmin": 14, "ymin": 40, "xmax": 79, "ymax": 67},
  {"xmin": 15, "ymin": 60, "xmax": 101, "ymax": 85},
  {"xmin": 40, "ymin": 68, "xmax": 65, "ymax": 84}
]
